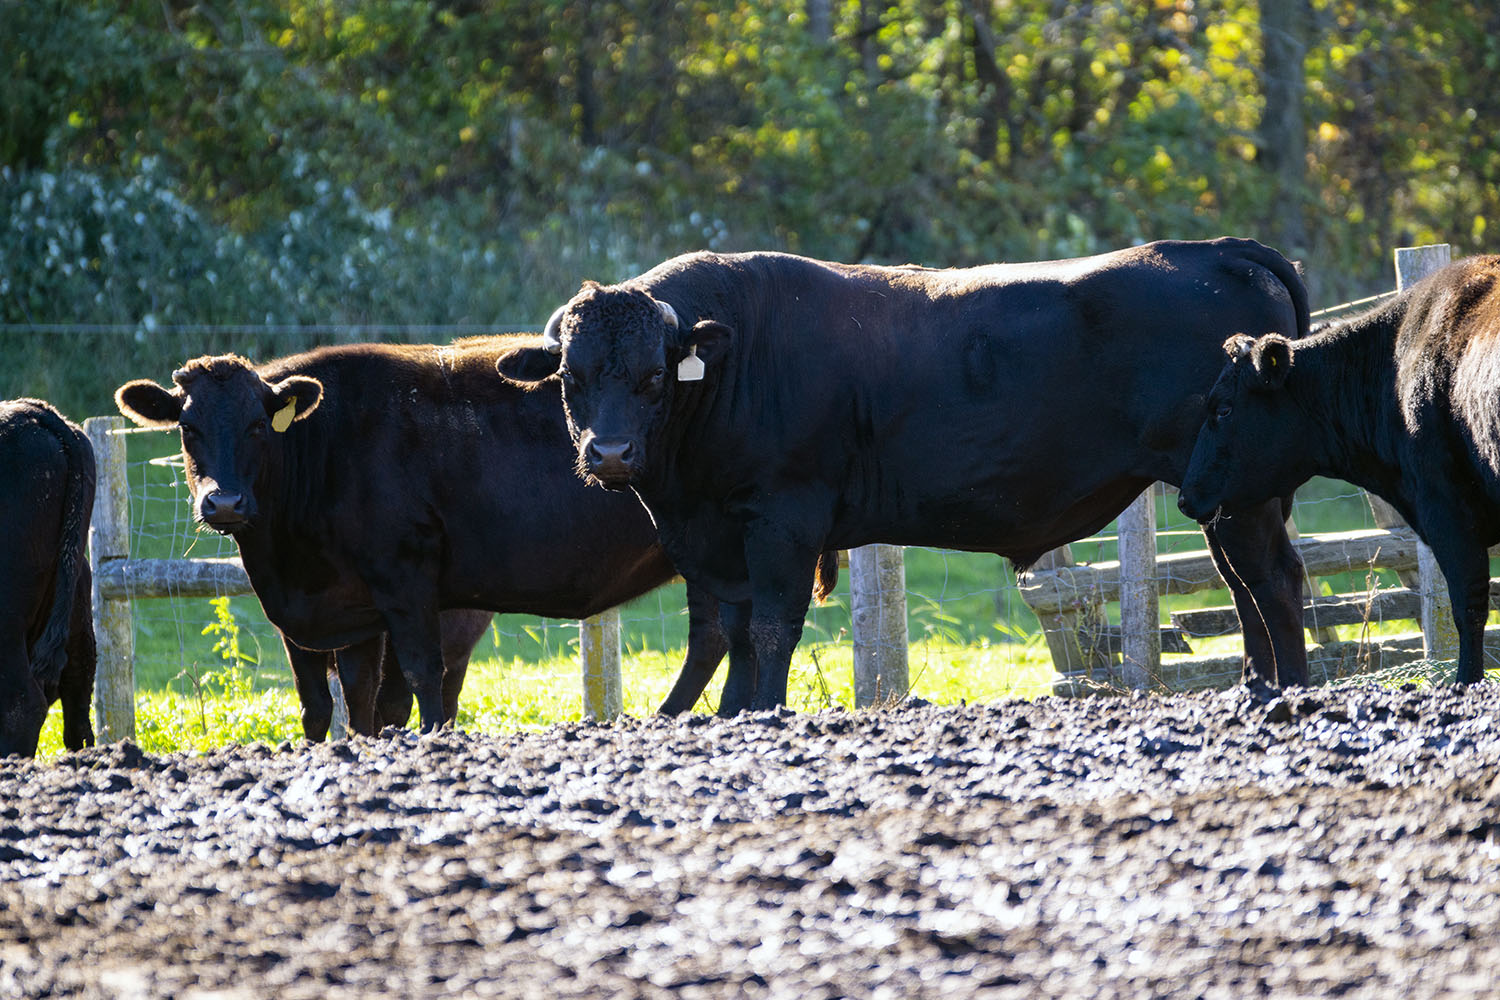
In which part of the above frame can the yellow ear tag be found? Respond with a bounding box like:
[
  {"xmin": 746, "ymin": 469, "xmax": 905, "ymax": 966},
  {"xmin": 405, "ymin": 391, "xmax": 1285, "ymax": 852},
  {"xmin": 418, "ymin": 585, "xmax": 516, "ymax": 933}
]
[
  {"xmin": 271, "ymin": 399, "xmax": 297, "ymax": 433},
  {"xmin": 677, "ymin": 345, "xmax": 705, "ymax": 382}
]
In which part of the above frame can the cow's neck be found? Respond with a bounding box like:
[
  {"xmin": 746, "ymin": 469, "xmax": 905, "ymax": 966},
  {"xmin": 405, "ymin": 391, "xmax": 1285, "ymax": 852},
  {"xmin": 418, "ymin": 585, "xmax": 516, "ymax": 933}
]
[
  {"xmin": 226, "ymin": 441, "xmax": 320, "ymax": 608},
  {"xmin": 1301, "ymin": 314, "xmax": 1405, "ymax": 497}
]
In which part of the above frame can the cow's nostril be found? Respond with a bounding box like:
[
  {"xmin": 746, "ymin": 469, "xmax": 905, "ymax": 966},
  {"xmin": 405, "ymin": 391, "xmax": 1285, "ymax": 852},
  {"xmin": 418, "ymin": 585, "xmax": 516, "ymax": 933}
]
[
  {"xmin": 588, "ymin": 439, "xmax": 633, "ymax": 468},
  {"xmin": 201, "ymin": 490, "xmax": 247, "ymax": 523}
]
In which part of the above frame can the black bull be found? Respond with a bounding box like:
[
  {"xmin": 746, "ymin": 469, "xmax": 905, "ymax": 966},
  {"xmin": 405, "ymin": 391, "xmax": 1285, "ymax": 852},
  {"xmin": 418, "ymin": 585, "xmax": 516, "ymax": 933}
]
[
  {"xmin": 114, "ymin": 338, "xmax": 735, "ymax": 733},
  {"xmin": 498, "ymin": 238, "xmax": 1312, "ymax": 712}
]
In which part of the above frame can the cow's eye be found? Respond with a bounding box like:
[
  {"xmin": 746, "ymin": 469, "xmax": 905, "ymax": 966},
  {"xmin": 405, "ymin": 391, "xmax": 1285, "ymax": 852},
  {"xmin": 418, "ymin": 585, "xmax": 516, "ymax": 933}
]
[
  {"xmin": 646, "ymin": 367, "xmax": 665, "ymax": 389},
  {"xmin": 248, "ymin": 419, "xmax": 267, "ymax": 439},
  {"xmin": 1215, "ymin": 403, "xmax": 1233, "ymax": 421},
  {"xmin": 180, "ymin": 424, "xmax": 200, "ymax": 442}
]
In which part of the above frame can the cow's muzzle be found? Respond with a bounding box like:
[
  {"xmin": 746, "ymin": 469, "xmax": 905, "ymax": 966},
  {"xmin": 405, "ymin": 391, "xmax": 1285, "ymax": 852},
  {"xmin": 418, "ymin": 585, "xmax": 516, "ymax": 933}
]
[
  {"xmin": 198, "ymin": 489, "xmax": 250, "ymax": 532},
  {"xmin": 584, "ymin": 438, "xmax": 637, "ymax": 489},
  {"xmin": 1176, "ymin": 490, "xmax": 1218, "ymax": 523}
]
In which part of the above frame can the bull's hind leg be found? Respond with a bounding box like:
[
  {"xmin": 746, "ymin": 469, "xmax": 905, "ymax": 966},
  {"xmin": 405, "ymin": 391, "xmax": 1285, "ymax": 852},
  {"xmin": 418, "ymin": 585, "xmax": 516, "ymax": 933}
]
[
  {"xmin": 374, "ymin": 656, "xmax": 413, "ymax": 730},
  {"xmin": 1203, "ymin": 495, "xmax": 1307, "ymax": 687},
  {"xmin": 60, "ymin": 577, "xmax": 96, "ymax": 750},
  {"xmin": 378, "ymin": 606, "xmax": 448, "ymax": 731},
  {"xmin": 283, "ymin": 639, "xmax": 335, "ymax": 741},
  {"xmin": 716, "ymin": 600, "xmax": 757, "ymax": 716},
  {"xmin": 334, "ymin": 636, "xmax": 387, "ymax": 735},
  {"xmin": 659, "ymin": 583, "xmax": 729, "ymax": 715},
  {"xmin": 1425, "ymin": 529, "xmax": 1492, "ymax": 685}
]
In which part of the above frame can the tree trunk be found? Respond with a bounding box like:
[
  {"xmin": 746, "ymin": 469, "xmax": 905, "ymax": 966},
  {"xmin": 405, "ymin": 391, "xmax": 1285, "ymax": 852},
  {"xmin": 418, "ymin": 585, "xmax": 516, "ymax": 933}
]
[
  {"xmin": 807, "ymin": 0, "xmax": 831, "ymax": 43},
  {"xmin": 1258, "ymin": 0, "xmax": 1312, "ymax": 259}
]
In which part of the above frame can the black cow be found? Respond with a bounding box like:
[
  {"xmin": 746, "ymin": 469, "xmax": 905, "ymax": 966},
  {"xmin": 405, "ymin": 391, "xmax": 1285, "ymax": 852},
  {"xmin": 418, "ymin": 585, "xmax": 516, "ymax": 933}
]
[
  {"xmin": 497, "ymin": 239, "xmax": 1311, "ymax": 711},
  {"xmin": 115, "ymin": 337, "xmax": 731, "ymax": 733},
  {"xmin": 1180, "ymin": 255, "xmax": 1500, "ymax": 685},
  {"xmin": 0, "ymin": 399, "xmax": 96, "ymax": 757}
]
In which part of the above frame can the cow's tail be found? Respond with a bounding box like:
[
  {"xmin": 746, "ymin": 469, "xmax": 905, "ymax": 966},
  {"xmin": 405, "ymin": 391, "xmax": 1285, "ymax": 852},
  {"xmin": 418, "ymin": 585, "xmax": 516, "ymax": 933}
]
[
  {"xmin": 1247, "ymin": 242, "xmax": 1312, "ymax": 340},
  {"xmin": 813, "ymin": 550, "xmax": 840, "ymax": 604},
  {"xmin": 27, "ymin": 403, "xmax": 95, "ymax": 687}
]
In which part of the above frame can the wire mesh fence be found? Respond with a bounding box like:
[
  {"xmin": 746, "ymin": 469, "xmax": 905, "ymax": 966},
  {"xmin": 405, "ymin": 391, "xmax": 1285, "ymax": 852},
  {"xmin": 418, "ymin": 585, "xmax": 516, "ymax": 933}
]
[{"xmin": 110, "ymin": 411, "xmax": 1435, "ymax": 718}]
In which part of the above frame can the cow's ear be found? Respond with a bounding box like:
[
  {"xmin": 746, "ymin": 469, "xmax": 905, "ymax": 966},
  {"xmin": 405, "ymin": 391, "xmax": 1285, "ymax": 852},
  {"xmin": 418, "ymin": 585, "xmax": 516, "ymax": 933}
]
[
  {"xmin": 1251, "ymin": 335, "xmax": 1292, "ymax": 390},
  {"xmin": 266, "ymin": 375, "xmax": 323, "ymax": 430},
  {"xmin": 678, "ymin": 320, "xmax": 733, "ymax": 374},
  {"xmin": 496, "ymin": 346, "xmax": 562, "ymax": 386},
  {"xmin": 115, "ymin": 379, "xmax": 183, "ymax": 428}
]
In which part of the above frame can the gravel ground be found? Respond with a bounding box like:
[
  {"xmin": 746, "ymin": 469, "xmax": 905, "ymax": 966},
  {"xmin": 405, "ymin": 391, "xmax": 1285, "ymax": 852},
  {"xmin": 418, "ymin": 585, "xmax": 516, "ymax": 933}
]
[{"xmin": 3, "ymin": 681, "xmax": 1500, "ymax": 998}]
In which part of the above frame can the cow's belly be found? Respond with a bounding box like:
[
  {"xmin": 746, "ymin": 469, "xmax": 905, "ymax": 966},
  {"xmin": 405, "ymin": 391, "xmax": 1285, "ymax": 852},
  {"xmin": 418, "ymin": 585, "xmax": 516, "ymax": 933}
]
[
  {"xmin": 237, "ymin": 552, "xmax": 388, "ymax": 651},
  {"xmin": 830, "ymin": 409, "xmax": 1162, "ymax": 558},
  {"xmin": 833, "ymin": 475, "xmax": 1153, "ymax": 561}
]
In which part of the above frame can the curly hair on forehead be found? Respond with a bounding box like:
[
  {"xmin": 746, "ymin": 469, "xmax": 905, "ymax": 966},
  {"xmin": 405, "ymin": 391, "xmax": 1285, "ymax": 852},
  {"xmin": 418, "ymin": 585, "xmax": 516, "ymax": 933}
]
[
  {"xmin": 564, "ymin": 283, "xmax": 676, "ymax": 356},
  {"xmin": 172, "ymin": 354, "xmax": 257, "ymax": 387}
]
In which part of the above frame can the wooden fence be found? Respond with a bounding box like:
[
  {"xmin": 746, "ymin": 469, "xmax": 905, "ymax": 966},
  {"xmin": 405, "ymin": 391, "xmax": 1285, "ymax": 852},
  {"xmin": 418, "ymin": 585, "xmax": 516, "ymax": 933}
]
[
  {"xmin": 81, "ymin": 243, "xmax": 1475, "ymax": 743},
  {"xmin": 1023, "ymin": 243, "xmax": 1488, "ymax": 693}
]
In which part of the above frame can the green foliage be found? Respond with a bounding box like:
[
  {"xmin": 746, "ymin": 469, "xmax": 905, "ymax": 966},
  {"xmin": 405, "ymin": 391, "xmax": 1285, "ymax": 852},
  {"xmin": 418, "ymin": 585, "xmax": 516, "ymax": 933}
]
[
  {"xmin": 5, "ymin": 0, "xmax": 1495, "ymax": 416},
  {"xmin": 202, "ymin": 596, "xmax": 257, "ymax": 668}
]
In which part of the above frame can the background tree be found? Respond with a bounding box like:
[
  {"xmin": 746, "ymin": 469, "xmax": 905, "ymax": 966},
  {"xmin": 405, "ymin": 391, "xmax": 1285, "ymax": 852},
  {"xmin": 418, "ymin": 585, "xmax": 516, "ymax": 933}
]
[{"xmin": 2, "ymin": 0, "xmax": 1495, "ymax": 415}]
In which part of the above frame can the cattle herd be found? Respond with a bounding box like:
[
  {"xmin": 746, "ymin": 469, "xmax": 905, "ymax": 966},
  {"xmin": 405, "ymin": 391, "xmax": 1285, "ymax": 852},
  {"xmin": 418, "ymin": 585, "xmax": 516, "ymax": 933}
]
[{"xmin": 3, "ymin": 238, "xmax": 1499, "ymax": 757}]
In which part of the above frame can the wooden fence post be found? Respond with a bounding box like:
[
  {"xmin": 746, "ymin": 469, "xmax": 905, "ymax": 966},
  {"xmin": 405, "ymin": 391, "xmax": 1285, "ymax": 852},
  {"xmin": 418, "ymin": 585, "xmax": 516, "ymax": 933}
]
[
  {"xmin": 851, "ymin": 543, "xmax": 909, "ymax": 707},
  {"xmin": 84, "ymin": 417, "xmax": 135, "ymax": 743},
  {"xmin": 1117, "ymin": 487, "xmax": 1160, "ymax": 689},
  {"xmin": 1394, "ymin": 245, "xmax": 1457, "ymax": 663},
  {"xmin": 1029, "ymin": 544, "xmax": 1111, "ymax": 692},
  {"xmin": 580, "ymin": 608, "xmax": 622, "ymax": 721},
  {"xmin": 328, "ymin": 673, "xmax": 350, "ymax": 740}
]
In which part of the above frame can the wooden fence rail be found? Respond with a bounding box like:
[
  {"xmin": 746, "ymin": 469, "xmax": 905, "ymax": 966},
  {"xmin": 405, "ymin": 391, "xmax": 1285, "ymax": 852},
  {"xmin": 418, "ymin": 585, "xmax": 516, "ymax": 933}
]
[
  {"xmin": 83, "ymin": 416, "xmax": 635, "ymax": 740},
  {"xmin": 81, "ymin": 417, "xmax": 908, "ymax": 739}
]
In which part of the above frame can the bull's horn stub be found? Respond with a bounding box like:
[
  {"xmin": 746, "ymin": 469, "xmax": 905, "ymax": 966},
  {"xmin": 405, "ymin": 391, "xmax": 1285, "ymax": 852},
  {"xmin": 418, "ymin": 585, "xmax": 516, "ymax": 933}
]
[
  {"xmin": 658, "ymin": 299, "xmax": 680, "ymax": 329},
  {"xmin": 271, "ymin": 399, "xmax": 297, "ymax": 433},
  {"xmin": 677, "ymin": 345, "xmax": 705, "ymax": 382}
]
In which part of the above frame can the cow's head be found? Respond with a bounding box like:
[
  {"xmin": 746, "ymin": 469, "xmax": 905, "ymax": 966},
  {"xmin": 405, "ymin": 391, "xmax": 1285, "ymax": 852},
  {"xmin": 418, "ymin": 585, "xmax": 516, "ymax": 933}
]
[
  {"xmin": 1178, "ymin": 333, "xmax": 1312, "ymax": 520},
  {"xmin": 496, "ymin": 281, "xmax": 730, "ymax": 489},
  {"xmin": 115, "ymin": 356, "xmax": 323, "ymax": 533}
]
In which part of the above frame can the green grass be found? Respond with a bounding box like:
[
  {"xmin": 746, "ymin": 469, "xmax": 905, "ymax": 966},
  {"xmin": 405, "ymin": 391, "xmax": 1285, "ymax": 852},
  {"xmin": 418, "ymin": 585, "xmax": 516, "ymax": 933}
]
[{"xmin": 28, "ymin": 432, "xmax": 1470, "ymax": 760}]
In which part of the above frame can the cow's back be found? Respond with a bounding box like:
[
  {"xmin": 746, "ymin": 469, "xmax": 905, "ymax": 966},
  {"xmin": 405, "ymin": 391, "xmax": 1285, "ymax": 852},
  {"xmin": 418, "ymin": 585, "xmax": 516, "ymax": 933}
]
[
  {"xmin": 1397, "ymin": 256, "xmax": 1500, "ymax": 493},
  {"xmin": 0, "ymin": 400, "xmax": 94, "ymax": 681},
  {"xmin": 636, "ymin": 241, "xmax": 1306, "ymax": 558},
  {"xmin": 244, "ymin": 339, "xmax": 672, "ymax": 633}
]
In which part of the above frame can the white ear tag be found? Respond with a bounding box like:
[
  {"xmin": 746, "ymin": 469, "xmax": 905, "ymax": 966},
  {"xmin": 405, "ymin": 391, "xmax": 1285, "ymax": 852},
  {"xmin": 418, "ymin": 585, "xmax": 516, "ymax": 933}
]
[{"xmin": 677, "ymin": 345, "xmax": 705, "ymax": 382}]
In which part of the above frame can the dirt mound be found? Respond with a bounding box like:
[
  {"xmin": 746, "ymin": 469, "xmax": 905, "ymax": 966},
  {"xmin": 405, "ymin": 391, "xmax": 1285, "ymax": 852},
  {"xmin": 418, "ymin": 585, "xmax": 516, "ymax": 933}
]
[{"xmin": 4, "ymin": 683, "xmax": 1500, "ymax": 998}]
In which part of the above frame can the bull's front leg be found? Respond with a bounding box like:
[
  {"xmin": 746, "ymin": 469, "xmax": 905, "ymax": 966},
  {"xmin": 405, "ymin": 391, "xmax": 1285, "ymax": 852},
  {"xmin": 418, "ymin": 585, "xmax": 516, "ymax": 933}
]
[
  {"xmin": 1202, "ymin": 496, "xmax": 1308, "ymax": 687},
  {"xmin": 743, "ymin": 519, "xmax": 822, "ymax": 712}
]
